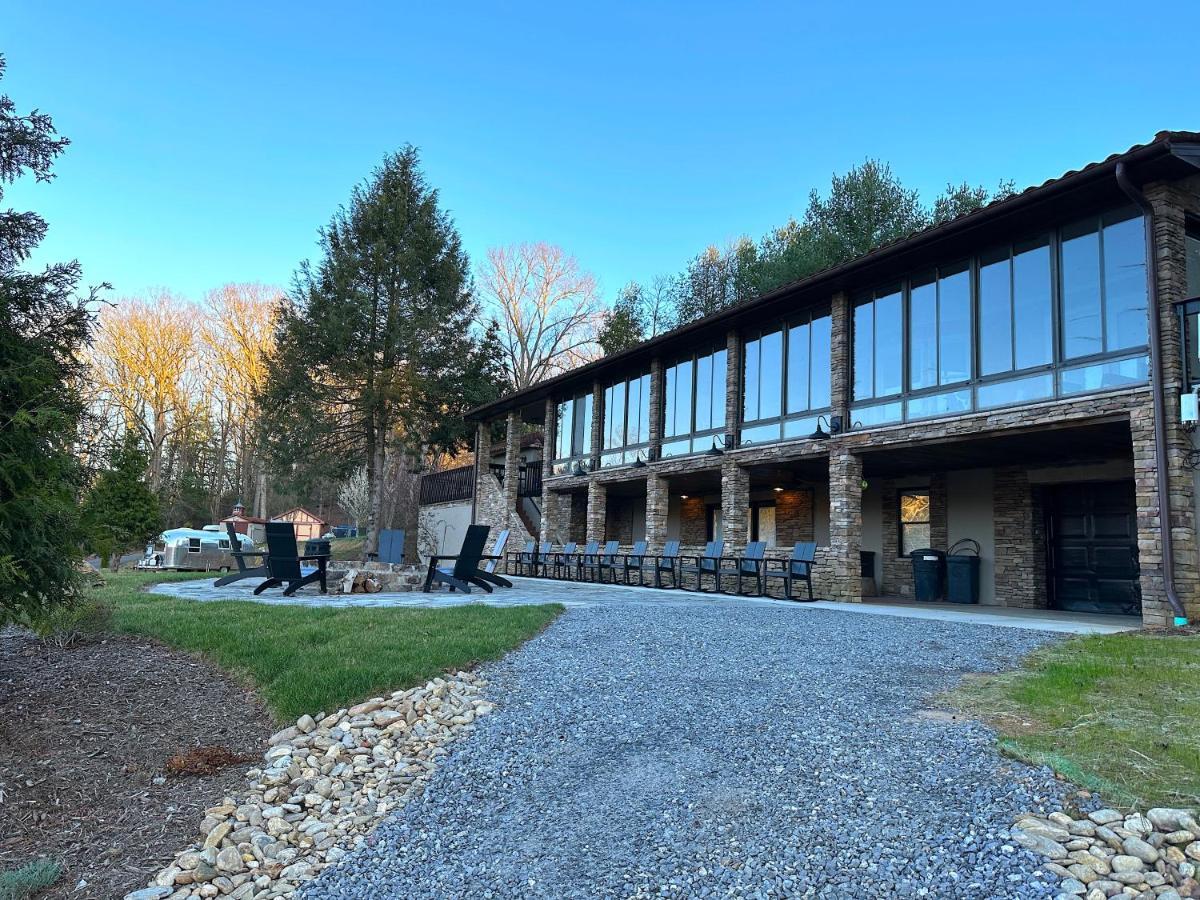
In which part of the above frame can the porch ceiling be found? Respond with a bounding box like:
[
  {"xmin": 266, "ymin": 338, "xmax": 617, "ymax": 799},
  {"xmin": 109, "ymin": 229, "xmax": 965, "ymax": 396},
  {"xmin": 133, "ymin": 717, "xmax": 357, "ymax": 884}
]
[
  {"xmin": 857, "ymin": 419, "xmax": 1132, "ymax": 478},
  {"xmin": 743, "ymin": 458, "xmax": 829, "ymax": 488}
]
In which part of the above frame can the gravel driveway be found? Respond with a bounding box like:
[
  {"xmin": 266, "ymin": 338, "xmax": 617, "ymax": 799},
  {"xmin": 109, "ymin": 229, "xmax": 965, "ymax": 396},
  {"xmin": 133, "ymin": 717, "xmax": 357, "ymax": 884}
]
[{"xmin": 300, "ymin": 598, "xmax": 1074, "ymax": 899}]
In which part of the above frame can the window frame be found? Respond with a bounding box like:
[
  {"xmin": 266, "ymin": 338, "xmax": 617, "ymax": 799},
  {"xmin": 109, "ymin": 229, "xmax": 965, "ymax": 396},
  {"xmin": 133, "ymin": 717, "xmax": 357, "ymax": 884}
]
[
  {"xmin": 661, "ymin": 344, "xmax": 728, "ymax": 458},
  {"xmin": 739, "ymin": 306, "xmax": 833, "ymax": 448},
  {"xmin": 1179, "ymin": 219, "xmax": 1200, "ymax": 390},
  {"xmin": 897, "ymin": 490, "xmax": 931, "ymax": 559},
  {"xmin": 551, "ymin": 391, "xmax": 595, "ymax": 475},
  {"xmin": 600, "ymin": 370, "xmax": 652, "ymax": 469},
  {"xmin": 849, "ymin": 204, "xmax": 1150, "ymax": 429}
]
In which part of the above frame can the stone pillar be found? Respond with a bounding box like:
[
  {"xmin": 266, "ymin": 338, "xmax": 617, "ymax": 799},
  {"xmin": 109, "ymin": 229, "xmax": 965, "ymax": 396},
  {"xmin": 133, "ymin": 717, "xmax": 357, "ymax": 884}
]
[
  {"xmin": 827, "ymin": 447, "xmax": 862, "ymax": 602},
  {"xmin": 721, "ymin": 459, "xmax": 749, "ymax": 545},
  {"xmin": 992, "ymin": 467, "xmax": 1043, "ymax": 609},
  {"xmin": 645, "ymin": 472, "xmax": 669, "ymax": 550},
  {"xmin": 724, "ymin": 329, "xmax": 740, "ymax": 450},
  {"xmin": 504, "ymin": 410, "xmax": 521, "ymax": 532},
  {"xmin": 541, "ymin": 491, "xmax": 571, "ymax": 545},
  {"xmin": 473, "ymin": 420, "xmax": 491, "ymax": 524},
  {"xmin": 829, "ymin": 291, "xmax": 851, "ymax": 428},
  {"xmin": 1139, "ymin": 181, "xmax": 1200, "ymax": 623},
  {"xmin": 648, "ymin": 357, "xmax": 664, "ymax": 460},
  {"xmin": 540, "ymin": 398, "xmax": 557, "ymax": 542},
  {"xmin": 590, "ymin": 380, "xmax": 604, "ymax": 471},
  {"xmin": 586, "ymin": 478, "xmax": 607, "ymax": 544}
]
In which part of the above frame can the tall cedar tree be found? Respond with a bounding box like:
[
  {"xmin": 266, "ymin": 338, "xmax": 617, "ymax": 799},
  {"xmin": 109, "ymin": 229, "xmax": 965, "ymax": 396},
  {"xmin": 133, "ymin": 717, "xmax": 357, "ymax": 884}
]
[
  {"xmin": 0, "ymin": 55, "xmax": 100, "ymax": 623},
  {"xmin": 260, "ymin": 148, "xmax": 502, "ymax": 558},
  {"xmin": 79, "ymin": 432, "xmax": 163, "ymax": 570}
]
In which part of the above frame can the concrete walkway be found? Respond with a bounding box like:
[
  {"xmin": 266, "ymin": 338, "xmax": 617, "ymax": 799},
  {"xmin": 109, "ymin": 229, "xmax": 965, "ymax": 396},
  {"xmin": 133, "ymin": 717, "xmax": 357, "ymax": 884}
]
[{"xmin": 150, "ymin": 575, "xmax": 1137, "ymax": 634}]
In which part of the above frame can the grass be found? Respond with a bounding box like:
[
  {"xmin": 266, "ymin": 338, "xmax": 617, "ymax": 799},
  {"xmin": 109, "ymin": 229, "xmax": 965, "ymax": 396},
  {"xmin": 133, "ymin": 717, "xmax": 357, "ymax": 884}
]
[
  {"xmin": 92, "ymin": 571, "xmax": 561, "ymax": 722},
  {"xmin": 945, "ymin": 630, "xmax": 1200, "ymax": 809},
  {"xmin": 0, "ymin": 859, "xmax": 62, "ymax": 900},
  {"xmin": 328, "ymin": 536, "xmax": 365, "ymax": 560}
]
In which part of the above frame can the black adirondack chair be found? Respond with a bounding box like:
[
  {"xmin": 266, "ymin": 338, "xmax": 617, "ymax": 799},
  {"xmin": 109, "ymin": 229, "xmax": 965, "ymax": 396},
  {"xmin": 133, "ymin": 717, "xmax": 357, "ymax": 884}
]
[
  {"xmin": 550, "ymin": 541, "xmax": 578, "ymax": 579},
  {"xmin": 213, "ymin": 523, "xmax": 268, "ymax": 587},
  {"xmin": 678, "ymin": 540, "xmax": 726, "ymax": 592},
  {"xmin": 253, "ymin": 522, "xmax": 328, "ymax": 596},
  {"xmin": 423, "ymin": 524, "xmax": 494, "ymax": 593},
  {"xmin": 366, "ymin": 529, "xmax": 406, "ymax": 565},
  {"xmin": 478, "ymin": 529, "xmax": 512, "ymax": 583},
  {"xmin": 507, "ymin": 539, "xmax": 536, "ymax": 576},
  {"xmin": 764, "ymin": 541, "xmax": 818, "ymax": 601},
  {"xmin": 712, "ymin": 541, "xmax": 767, "ymax": 595},
  {"xmin": 573, "ymin": 540, "xmax": 600, "ymax": 581},
  {"xmin": 592, "ymin": 540, "xmax": 620, "ymax": 583},
  {"xmin": 620, "ymin": 540, "xmax": 649, "ymax": 585},
  {"xmin": 654, "ymin": 539, "xmax": 681, "ymax": 588}
]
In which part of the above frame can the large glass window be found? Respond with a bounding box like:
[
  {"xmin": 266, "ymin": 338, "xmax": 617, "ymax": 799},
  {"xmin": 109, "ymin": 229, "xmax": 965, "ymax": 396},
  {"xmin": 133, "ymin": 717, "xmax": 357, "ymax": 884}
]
[
  {"xmin": 552, "ymin": 391, "xmax": 593, "ymax": 475},
  {"xmin": 742, "ymin": 310, "xmax": 832, "ymax": 445},
  {"xmin": 601, "ymin": 372, "xmax": 651, "ymax": 467},
  {"xmin": 853, "ymin": 287, "xmax": 902, "ymax": 401},
  {"xmin": 1061, "ymin": 209, "xmax": 1146, "ymax": 360},
  {"xmin": 899, "ymin": 492, "xmax": 930, "ymax": 557},
  {"xmin": 850, "ymin": 204, "xmax": 1148, "ymax": 429},
  {"xmin": 662, "ymin": 346, "xmax": 727, "ymax": 456}
]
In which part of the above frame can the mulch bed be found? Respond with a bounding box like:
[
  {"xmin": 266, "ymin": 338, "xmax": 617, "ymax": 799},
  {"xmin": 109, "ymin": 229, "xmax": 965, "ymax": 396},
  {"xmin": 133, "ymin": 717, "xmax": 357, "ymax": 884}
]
[{"xmin": 0, "ymin": 627, "xmax": 274, "ymax": 899}]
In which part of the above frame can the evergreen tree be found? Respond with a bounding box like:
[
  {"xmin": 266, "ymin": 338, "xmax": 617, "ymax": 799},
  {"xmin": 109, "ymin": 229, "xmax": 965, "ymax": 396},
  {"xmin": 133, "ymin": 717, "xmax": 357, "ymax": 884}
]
[
  {"xmin": 80, "ymin": 433, "xmax": 163, "ymax": 570},
  {"xmin": 597, "ymin": 282, "xmax": 648, "ymax": 354},
  {"xmin": 0, "ymin": 54, "xmax": 101, "ymax": 623},
  {"xmin": 260, "ymin": 147, "xmax": 502, "ymax": 559}
]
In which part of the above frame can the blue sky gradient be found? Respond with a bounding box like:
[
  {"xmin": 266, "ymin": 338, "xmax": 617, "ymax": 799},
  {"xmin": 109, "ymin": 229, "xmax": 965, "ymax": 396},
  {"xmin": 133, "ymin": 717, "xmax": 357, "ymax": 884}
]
[{"xmin": 6, "ymin": 2, "xmax": 1197, "ymax": 304}]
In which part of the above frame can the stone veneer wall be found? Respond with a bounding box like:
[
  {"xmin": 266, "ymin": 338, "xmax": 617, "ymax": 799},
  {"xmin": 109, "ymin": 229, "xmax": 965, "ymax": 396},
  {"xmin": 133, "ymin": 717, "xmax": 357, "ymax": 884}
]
[
  {"xmin": 605, "ymin": 496, "xmax": 636, "ymax": 544},
  {"xmin": 569, "ymin": 493, "xmax": 588, "ymax": 543},
  {"xmin": 720, "ymin": 460, "xmax": 749, "ymax": 548},
  {"xmin": 826, "ymin": 448, "xmax": 862, "ymax": 602},
  {"xmin": 992, "ymin": 468, "xmax": 1046, "ymax": 609},
  {"xmin": 679, "ymin": 496, "xmax": 707, "ymax": 545},
  {"xmin": 646, "ymin": 473, "xmax": 668, "ymax": 549},
  {"xmin": 774, "ymin": 489, "xmax": 815, "ymax": 544},
  {"xmin": 474, "ymin": 466, "xmax": 533, "ymax": 545},
  {"xmin": 586, "ymin": 479, "xmax": 607, "ymax": 543}
]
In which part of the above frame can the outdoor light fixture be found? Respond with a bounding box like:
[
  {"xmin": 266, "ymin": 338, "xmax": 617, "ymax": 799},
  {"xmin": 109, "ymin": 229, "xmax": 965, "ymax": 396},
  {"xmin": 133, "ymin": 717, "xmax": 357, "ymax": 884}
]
[
  {"xmin": 571, "ymin": 461, "xmax": 587, "ymax": 477},
  {"xmin": 631, "ymin": 453, "xmax": 647, "ymax": 468},
  {"xmin": 773, "ymin": 486, "xmax": 784, "ymax": 493},
  {"xmin": 680, "ymin": 494, "xmax": 689, "ymax": 499},
  {"xmin": 704, "ymin": 444, "xmax": 725, "ymax": 457},
  {"xmin": 807, "ymin": 414, "xmax": 843, "ymax": 441}
]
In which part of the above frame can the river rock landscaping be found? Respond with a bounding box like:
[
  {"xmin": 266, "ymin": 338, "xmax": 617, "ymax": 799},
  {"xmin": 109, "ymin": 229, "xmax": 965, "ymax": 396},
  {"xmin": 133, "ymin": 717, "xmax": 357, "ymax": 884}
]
[
  {"xmin": 134, "ymin": 672, "xmax": 492, "ymax": 900},
  {"xmin": 1011, "ymin": 807, "xmax": 1200, "ymax": 899}
]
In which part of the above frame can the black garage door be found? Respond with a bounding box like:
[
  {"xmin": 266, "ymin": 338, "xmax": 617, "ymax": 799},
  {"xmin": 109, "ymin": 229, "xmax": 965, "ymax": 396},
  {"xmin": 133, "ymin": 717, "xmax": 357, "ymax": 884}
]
[{"xmin": 1046, "ymin": 480, "xmax": 1141, "ymax": 616}]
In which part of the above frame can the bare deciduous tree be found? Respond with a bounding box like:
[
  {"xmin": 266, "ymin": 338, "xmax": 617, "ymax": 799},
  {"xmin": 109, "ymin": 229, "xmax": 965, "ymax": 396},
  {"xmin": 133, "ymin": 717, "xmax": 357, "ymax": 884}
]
[
  {"xmin": 478, "ymin": 242, "xmax": 603, "ymax": 390},
  {"xmin": 337, "ymin": 465, "xmax": 371, "ymax": 531}
]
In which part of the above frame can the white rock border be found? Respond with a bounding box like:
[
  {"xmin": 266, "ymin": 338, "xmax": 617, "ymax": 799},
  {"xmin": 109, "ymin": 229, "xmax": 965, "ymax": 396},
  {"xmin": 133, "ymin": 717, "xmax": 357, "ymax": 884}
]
[
  {"xmin": 1011, "ymin": 807, "xmax": 1200, "ymax": 899},
  {"xmin": 128, "ymin": 672, "xmax": 493, "ymax": 900}
]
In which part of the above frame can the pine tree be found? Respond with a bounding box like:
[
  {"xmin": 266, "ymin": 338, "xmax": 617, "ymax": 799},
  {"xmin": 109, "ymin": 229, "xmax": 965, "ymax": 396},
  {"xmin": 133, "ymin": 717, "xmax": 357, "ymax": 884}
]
[
  {"xmin": 0, "ymin": 54, "xmax": 102, "ymax": 623},
  {"xmin": 260, "ymin": 147, "xmax": 503, "ymax": 559},
  {"xmin": 80, "ymin": 433, "xmax": 164, "ymax": 570}
]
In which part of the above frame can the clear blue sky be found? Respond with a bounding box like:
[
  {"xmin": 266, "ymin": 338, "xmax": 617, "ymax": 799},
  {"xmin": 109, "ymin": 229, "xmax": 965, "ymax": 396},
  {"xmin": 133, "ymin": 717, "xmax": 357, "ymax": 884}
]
[{"xmin": 6, "ymin": 2, "xmax": 1197, "ymax": 304}]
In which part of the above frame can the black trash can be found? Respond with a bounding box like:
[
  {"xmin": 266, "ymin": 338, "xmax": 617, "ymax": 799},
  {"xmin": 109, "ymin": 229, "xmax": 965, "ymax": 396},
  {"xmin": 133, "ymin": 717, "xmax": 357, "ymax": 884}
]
[
  {"xmin": 910, "ymin": 548, "xmax": 946, "ymax": 602},
  {"xmin": 946, "ymin": 539, "xmax": 981, "ymax": 604}
]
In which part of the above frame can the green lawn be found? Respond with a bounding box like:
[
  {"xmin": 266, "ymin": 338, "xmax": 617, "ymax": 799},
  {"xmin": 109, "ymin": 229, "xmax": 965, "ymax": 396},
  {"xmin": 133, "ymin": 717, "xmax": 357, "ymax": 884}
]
[
  {"xmin": 946, "ymin": 630, "xmax": 1200, "ymax": 809},
  {"xmin": 95, "ymin": 572, "xmax": 561, "ymax": 722},
  {"xmin": 328, "ymin": 536, "xmax": 365, "ymax": 560}
]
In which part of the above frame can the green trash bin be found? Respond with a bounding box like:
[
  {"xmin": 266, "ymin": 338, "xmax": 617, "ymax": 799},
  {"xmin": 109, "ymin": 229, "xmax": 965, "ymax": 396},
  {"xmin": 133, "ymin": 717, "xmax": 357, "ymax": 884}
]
[
  {"xmin": 946, "ymin": 539, "xmax": 981, "ymax": 604},
  {"xmin": 909, "ymin": 548, "xmax": 946, "ymax": 601}
]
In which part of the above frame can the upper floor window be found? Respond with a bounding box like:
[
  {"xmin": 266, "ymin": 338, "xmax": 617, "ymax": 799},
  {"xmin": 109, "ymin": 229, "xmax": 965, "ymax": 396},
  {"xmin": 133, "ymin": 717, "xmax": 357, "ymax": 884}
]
[
  {"xmin": 552, "ymin": 391, "xmax": 593, "ymax": 474},
  {"xmin": 1177, "ymin": 220, "xmax": 1200, "ymax": 389},
  {"xmin": 662, "ymin": 345, "xmax": 726, "ymax": 457},
  {"xmin": 741, "ymin": 309, "xmax": 832, "ymax": 445},
  {"xmin": 601, "ymin": 371, "xmax": 651, "ymax": 467},
  {"xmin": 850, "ymin": 205, "xmax": 1149, "ymax": 429},
  {"xmin": 1060, "ymin": 210, "xmax": 1146, "ymax": 360}
]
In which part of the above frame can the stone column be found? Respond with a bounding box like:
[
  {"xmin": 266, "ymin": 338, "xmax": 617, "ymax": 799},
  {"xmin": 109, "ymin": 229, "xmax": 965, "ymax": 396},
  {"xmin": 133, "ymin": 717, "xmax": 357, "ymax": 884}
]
[
  {"xmin": 992, "ymin": 467, "xmax": 1042, "ymax": 609},
  {"xmin": 1140, "ymin": 181, "xmax": 1200, "ymax": 623},
  {"xmin": 645, "ymin": 472, "xmax": 669, "ymax": 550},
  {"xmin": 472, "ymin": 420, "xmax": 491, "ymax": 524},
  {"xmin": 540, "ymin": 397, "xmax": 559, "ymax": 543},
  {"xmin": 829, "ymin": 291, "xmax": 851, "ymax": 428},
  {"xmin": 827, "ymin": 447, "xmax": 862, "ymax": 602},
  {"xmin": 504, "ymin": 410, "xmax": 522, "ymax": 533},
  {"xmin": 724, "ymin": 329, "xmax": 740, "ymax": 450},
  {"xmin": 586, "ymin": 478, "xmax": 608, "ymax": 544},
  {"xmin": 590, "ymin": 380, "xmax": 604, "ymax": 471},
  {"xmin": 721, "ymin": 459, "xmax": 749, "ymax": 545},
  {"xmin": 648, "ymin": 357, "xmax": 664, "ymax": 460}
]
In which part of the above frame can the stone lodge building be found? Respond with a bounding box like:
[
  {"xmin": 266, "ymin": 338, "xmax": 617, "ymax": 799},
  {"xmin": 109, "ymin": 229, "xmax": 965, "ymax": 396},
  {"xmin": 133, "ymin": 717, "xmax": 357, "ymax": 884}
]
[{"xmin": 441, "ymin": 132, "xmax": 1200, "ymax": 626}]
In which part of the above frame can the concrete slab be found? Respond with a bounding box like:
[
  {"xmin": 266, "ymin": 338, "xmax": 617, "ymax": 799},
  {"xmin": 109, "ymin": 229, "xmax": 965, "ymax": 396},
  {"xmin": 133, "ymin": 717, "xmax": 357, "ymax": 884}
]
[{"xmin": 148, "ymin": 575, "xmax": 1137, "ymax": 634}]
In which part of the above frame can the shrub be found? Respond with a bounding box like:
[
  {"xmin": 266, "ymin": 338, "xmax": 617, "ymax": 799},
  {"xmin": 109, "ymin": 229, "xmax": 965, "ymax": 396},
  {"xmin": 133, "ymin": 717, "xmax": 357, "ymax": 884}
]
[
  {"xmin": 0, "ymin": 859, "xmax": 63, "ymax": 900},
  {"xmin": 26, "ymin": 595, "xmax": 113, "ymax": 648}
]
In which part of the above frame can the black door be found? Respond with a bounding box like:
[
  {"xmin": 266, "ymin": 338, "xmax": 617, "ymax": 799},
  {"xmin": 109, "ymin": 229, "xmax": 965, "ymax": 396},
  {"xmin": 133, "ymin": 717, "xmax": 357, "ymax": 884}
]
[{"xmin": 1046, "ymin": 480, "xmax": 1140, "ymax": 615}]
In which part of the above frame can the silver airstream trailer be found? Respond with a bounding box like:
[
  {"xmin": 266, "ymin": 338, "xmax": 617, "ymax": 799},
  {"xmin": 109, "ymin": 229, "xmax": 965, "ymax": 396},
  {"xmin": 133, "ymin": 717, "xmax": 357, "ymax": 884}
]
[{"xmin": 138, "ymin": 525, "xmax": 255, "ymax": 572}]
